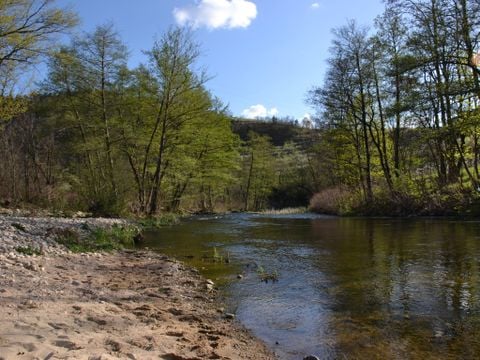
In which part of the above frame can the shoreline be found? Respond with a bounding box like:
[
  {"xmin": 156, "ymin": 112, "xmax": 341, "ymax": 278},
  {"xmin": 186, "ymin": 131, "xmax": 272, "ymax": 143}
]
[{"xmin": 0, "ymin": 215, "xmax": 276, "ymax": 360}]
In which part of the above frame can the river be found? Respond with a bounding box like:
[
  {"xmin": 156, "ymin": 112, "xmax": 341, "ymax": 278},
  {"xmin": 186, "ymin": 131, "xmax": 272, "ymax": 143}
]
[{"xmin": 143, "ymin": 213, "xmax": 480, "ymax": 359}]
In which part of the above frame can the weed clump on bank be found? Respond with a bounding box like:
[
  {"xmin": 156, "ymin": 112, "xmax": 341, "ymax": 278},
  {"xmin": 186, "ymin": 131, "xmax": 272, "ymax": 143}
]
[
  {"xmin": 137, "ymin": 213, "xmax": 179, "ymax": 229},
  {"xmin": 15, "ymin": 246, "xmax": 42, "ymax": 256},
  {"xmin": 257, "ymin": 265, "xmax": 279, "ymax": 283},
  {"xmin": 53, "ymin": 225, "xmax": 139, "ymax": 253}
]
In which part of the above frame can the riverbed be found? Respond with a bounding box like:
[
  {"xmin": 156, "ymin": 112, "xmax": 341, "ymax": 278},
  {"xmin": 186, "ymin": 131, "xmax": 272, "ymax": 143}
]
[{"xmin": 143, "ymin": 213, "xmax": 480, "ymax": 359}]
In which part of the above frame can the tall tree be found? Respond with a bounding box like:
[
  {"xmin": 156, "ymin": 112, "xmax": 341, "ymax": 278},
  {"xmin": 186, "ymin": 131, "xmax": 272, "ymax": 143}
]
[
  {"xmin": 42, "ymin": 24, "xmax": 128, "ymax": 213},
  {"xmin": 374, "ymin": 5, "xmax": 410, "ymax": 178},
  {"xmin": 0, "ymin": 0, "xmax": 77, "ymax": 66},
  {"xmin": 242, "ymin": 132, "xmax": 276, "ymax": 211},
  {"xmin": 0, "ymin": 0, "xmax": 76, "ymax": 123}
]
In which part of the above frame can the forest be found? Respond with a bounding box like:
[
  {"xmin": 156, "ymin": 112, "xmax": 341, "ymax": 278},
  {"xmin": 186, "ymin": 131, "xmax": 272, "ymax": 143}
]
[
  {"xmin": 309, "ymin": 0, "xmax": 480, "ymax": 216},
  {"xmin": 1, "ymin": 0, "xmax": 480, "ymax": 217}
]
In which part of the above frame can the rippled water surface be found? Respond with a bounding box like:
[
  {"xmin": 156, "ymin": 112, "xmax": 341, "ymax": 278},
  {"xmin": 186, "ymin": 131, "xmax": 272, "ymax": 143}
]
[{"xmin": 143, "ymin": 213, "xmax": 480, "ymax": 359}]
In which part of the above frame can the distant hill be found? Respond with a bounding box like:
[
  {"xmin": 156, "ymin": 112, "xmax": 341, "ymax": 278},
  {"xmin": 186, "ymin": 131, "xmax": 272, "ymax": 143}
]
[{"xmin": 232, "ymin": 118, "xmax": 316, "ymax": 147}]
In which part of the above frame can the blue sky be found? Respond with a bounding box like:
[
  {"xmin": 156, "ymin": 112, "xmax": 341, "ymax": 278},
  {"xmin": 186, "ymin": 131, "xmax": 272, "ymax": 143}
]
[{"xmin": 56, "ymin": 0, "xmax": 384, "ymax": 119}]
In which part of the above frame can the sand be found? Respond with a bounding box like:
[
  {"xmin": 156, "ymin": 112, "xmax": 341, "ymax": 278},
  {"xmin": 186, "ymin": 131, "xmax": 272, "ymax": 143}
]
[{"xmin": 0, "ymin": 216, "xmax": 276, "ymax": 360}]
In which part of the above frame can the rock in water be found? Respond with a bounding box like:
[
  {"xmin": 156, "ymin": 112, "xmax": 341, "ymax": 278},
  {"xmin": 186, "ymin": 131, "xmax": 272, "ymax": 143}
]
[
  {"xmin": 206, "ymin": 279, "xmax": 215, "ymax": 290},
  {"xmin": 133, "ymin": 232, "xmax": 144, "ymax": 245},
  {"xmin": 304, "ymin": 356, "xmax": 320, "ymax": 360}
]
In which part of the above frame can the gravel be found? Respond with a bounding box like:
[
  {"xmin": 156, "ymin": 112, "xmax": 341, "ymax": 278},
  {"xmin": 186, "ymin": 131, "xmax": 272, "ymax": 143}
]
[{"xmin": 0, "ymin": 214, "xmax": 130, "ymax": 255}]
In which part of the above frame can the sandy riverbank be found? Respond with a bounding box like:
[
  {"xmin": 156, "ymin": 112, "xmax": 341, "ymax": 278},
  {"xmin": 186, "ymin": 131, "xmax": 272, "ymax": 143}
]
[{"xmin": 0, "ymin": 215, "xmax": 276, "ymax": 360}]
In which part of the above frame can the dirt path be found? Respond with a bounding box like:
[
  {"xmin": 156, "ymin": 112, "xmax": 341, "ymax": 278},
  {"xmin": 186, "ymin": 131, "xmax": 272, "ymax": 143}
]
[{"xmin": 0, "ymin": 233, "xmax": 276, "ymax": 359}]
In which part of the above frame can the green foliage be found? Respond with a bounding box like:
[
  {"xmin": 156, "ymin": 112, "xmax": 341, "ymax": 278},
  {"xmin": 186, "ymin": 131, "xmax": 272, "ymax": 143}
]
[
  {"xmin": 0, "ymin": 95, "xmax": 27, "ymax": 124},
  {"xmin": 306, "ymin": 0, "xmax": 480, "ymax": 216},
  {"xmin": 242, "ymin": 132, "xmax": 277, "ymax": 211},
  {"xmin": 212, "ymin": 246, "xmax": 222, "ymax": 263},
  {"xmin": 0, "ymin": 17, "xmax": 317, "ymax": 214},
  {"xmin": 212, "ymin": 246, "xmax": 230, "ymax": 263},
  {"xmin": 54, "ymin": 225, "xmax": 138, "ymax": 253},
  {"xmin": 90, "ymin": 225, "xmax": 137, "ymax": 249},
  {"xmin": 0, "ymin": 0, "xmax": 78, "ymax": 67},
  {"xmin": 232, "ymin": 118, "xmax": 299, "ymax": 146},
  {"xmin": 256, "ymin": 265, "xmax": 279, "ymax": 283},
  {"xmin": 15, "ymin": 246, "xmax": 41, "ymax": 256},
  {"xmin": 137, "ymin": 213, "xmax": 180, "ymax": 229},
  {"xmin": 0, "ymin": 0, "xmax": 77, "ymax": 129}
]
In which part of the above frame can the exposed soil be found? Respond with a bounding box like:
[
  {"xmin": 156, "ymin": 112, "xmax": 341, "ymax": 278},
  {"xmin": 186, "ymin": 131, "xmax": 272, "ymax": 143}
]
[{"xmin": 0, "ymin": 216, "xmax": 276, "ymax": 360}]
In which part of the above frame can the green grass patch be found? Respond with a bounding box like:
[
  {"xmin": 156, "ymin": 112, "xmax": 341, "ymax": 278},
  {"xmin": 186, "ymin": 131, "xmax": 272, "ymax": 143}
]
[
  {"xmin": 212, "ymin": 246, "xmax": 230, "ymax": 263},
  {"xmin": 54, "ymin": 225, "xmax": 139, "ymax": 253},
  {"xmin": 15, "ymin": 246, "xmax": 41, "ymax": 256},
  {"xmin": 137, "ymin": 213, "xmax": 179, "ymax": 230},
  {"xmin": 257, "ymin": 265, "xmax": 279, "ymax": 283}
]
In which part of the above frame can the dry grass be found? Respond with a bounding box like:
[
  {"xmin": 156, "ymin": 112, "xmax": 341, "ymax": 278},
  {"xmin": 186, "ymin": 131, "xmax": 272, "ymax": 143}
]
[
  {"xmin": 259, "ymin": 207, "xmax": 307, "ymax": 215},
  {"xmin": 309, "ymin": 186, "xmax": 353, "ymax": 215}
]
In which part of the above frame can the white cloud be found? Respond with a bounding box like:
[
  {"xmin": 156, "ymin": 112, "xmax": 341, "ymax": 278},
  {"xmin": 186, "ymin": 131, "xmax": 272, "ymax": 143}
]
[
  {"xmin": 173, "ymin": 0, "xmax": 257, "ymax": 30},
  {"xmin": 303, "ymin": 113, "xmax": 312, "ymax": 120},
  {"xmin": 269, "ymin": 107, "xmax": 279, "ymax": 117},
  {"xmin": 242, "ymin": 104, "xmax": 279, "ymax": 119},
  {"xmin": 311, "ymin": 2, "xmax": 320, "ymax": 9}
]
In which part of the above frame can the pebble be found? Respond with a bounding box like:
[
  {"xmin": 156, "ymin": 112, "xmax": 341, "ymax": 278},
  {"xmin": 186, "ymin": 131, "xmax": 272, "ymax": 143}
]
[
  {"xmin": 23, "ymin": 300, "xmax": 39, "ymax": 309},
  {"xmin": 225, "ymin": 313, "xmax": 235, "ymax": 320},
  {"xmin": 24, "ymin": 263, "xmax": 38, "ymax": 272}
]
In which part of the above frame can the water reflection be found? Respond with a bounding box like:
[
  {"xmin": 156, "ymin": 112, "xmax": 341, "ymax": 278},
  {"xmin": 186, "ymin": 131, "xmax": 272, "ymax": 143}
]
[{"xmin": 143, "ymin": 215, "xmax": 480, "ymax": 359}]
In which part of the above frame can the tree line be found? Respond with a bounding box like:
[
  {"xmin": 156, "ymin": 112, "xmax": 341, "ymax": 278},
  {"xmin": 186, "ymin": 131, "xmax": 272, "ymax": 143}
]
[
  {"xmin": 0, "ymin": 0, "xmax": 316, "ymax": 216},
  {"xmin": 309, "ymin": 0, "xmax": 480, "ymax": 215},
  {"xmin": 5, "ymin": 0, "xmax": 478, "ymax": 217}
]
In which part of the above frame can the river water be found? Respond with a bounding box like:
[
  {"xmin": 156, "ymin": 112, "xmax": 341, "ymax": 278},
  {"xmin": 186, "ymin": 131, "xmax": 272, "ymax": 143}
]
[{"xmin": 143, "ymin": 213, "xmax": 480, "ymax": 359}]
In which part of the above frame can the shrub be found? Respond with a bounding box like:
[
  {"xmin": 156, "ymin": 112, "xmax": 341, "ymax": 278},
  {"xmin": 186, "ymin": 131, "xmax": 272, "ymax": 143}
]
[{"xmin": 309, "ymin": 186, "xmax": 355, "ymax": 215}]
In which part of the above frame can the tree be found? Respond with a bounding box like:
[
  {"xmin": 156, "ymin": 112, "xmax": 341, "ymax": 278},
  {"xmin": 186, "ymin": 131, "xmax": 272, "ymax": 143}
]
[
  {"xmin": 165, "ymin": 107, "xmax": 240, "ymax": 212},
  {"xmin": 242, "ymin": 132, "xmax": 276, "ymax": 211},
  {"xmin": 73, "ymin": 24, "xmax": 128, "ymax": 199},
  {"xmin": 0, "ymin": 0, "xmax": 76, "ymax": 124},
  {"xmin": 42, "ymin": 24, "xmax": 129, "ymax": 213},
  {"xmin": 374, "ymin": 5, "xmax": 410, "ymax": 178},
  {"xmin": 112, "ymin": 27, "xmax": 231, "ymax": 215},
  {"xmin": 308, "ymin": 0, "xmax": 480, "ymax": 214},
  {"xmin": 142, "ymin": 27, "xmax": 210, "ymax": 215},
  {"xmin": 0, "ymin": 0, "xmax": 77, "ymax": 66},
  {"xmin": 310, "ymin": 21, "xmax": 376, "ymax": 202}
]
